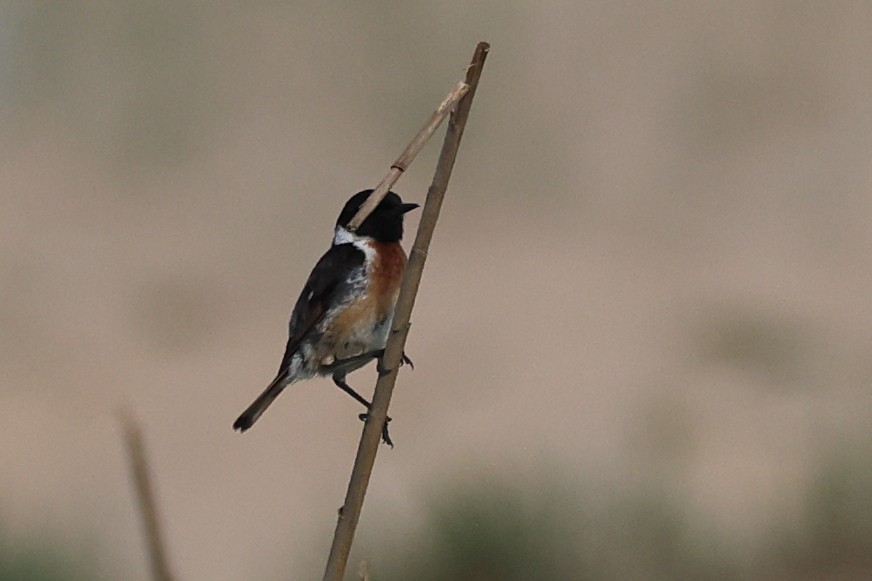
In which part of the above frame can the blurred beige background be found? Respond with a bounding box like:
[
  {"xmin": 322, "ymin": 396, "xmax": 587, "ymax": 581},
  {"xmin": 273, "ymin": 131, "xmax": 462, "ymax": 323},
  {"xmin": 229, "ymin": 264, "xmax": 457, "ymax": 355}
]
[{"xmin": 2, "ymin": 2, "xmax": 871, "ymax": 579}]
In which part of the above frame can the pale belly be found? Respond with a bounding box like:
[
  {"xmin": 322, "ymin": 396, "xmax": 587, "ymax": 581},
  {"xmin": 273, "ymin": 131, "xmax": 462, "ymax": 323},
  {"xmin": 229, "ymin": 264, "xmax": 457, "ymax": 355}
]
[{"xmin": 318, "ymin": 292, "xmax": 397, "ymax": 365}]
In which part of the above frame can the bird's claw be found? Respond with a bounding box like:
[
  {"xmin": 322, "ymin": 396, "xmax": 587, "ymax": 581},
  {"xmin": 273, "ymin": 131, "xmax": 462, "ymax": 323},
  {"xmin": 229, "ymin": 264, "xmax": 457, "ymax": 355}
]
[
  {"xmin": 358, "ymin": 412, "xmax": 393, "ymax": 448},
  {"xmin": 376, "ymin": 351, "xmax": 414, "ymax": 374}
]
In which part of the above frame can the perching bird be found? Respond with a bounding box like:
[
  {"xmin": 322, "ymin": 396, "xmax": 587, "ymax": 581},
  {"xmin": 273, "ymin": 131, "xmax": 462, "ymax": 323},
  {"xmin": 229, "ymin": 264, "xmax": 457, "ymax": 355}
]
[{"xmin": 233, "ymin": 190, "xmax": 418, "ymax": 445}]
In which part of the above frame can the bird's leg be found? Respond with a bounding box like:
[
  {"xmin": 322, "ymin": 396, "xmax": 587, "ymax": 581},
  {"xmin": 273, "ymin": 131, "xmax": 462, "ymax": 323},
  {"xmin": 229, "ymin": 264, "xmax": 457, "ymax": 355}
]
[
  {"xmin": 331, "ymin": 372, "xmax": 373, "ymax": 408},
  {"xmin": 327, "ymin": 349, "xmax": 413, "ymax": 375},
  {"xmin": 332, "ymin": 373, "xmax": 393, "ymax": 447}
]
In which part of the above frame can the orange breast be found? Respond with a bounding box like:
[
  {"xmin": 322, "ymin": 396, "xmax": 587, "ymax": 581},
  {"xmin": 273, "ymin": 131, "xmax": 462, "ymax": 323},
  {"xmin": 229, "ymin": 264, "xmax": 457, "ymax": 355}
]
[
  {"xmin": 369, "ymin": 241, "xmax": 407, "ymax": 316},
  {"xmin": 325, "ymin": 241, "xmax": 407, "ymax": 360}
]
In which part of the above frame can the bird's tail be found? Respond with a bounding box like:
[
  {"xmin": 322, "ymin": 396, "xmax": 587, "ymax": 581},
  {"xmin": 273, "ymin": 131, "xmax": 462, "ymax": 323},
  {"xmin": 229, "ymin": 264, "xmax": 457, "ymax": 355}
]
[{"xmin": 233, "ymin": 371, "xmax": 290, "ymax": 432}]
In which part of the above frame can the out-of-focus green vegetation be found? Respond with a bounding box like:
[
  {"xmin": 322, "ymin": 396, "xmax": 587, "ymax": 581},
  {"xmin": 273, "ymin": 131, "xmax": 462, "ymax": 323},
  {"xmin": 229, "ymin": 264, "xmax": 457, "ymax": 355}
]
[
  {"xmin": 356, "ymin": 482, "xmax": 740, "ymax": 580},
  {"xmin": 0, "ymin": 532, "xmax": 100, "ymax": 581},
  {"xmin": 6, "ymin": 444, "xmax": 871, "ymax": 580},
  {"xmin": 769, "ymin": 449, "xmax": 872, "ymax": 580},
  {"xmin": 371, "ymin": 483, "xmax": 593, "ymax": 580},
  {"xmin": 348, "ymin": 446, "xmax": 872, "ymax": 580}
]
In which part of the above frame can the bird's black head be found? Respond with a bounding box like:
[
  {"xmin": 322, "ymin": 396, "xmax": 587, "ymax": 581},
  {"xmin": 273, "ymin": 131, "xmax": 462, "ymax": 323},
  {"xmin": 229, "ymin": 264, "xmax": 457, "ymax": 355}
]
[{"xmin": 336, "ymin": 190, "xmax": 419, "ymax": 242}]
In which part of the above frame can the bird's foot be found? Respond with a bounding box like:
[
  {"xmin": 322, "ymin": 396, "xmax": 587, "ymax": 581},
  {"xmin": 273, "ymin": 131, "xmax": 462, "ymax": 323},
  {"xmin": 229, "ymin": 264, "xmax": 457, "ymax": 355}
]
[
  {"xmin": 358, "ymin": 412, "xmax": 393, "ymax": 448},
  {"xmin": 375, "ymin": 351, "xmax": 414, "ymax": 374}
]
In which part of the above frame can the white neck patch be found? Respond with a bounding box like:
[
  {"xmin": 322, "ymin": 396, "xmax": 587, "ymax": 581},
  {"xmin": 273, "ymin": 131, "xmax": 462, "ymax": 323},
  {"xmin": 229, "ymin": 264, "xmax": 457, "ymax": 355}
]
[
  {"xmin": 333, "ymin": 225, "xmax": 364, "ymax": 245},
  {"xmin": 333, "ymin": 226, "xmax": 375, "ymax": 263}
]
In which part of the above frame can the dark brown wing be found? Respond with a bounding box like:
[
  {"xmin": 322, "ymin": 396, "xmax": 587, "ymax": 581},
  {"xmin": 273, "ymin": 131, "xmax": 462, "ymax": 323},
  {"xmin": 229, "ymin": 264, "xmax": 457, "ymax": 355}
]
[
  {"xmin": 233, "ymin": 243, "xmax": 366, "ymax": 432},
  {"xmin": 277, "ymin": 243, "xmax": 366, "ymax": 373}
]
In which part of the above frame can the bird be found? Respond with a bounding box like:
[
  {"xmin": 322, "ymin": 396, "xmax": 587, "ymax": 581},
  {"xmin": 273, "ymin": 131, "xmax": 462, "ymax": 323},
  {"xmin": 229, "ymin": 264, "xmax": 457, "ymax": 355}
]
[{"xmin": 232, "ymin": 189, "xmax": 419, "ymax": 446}]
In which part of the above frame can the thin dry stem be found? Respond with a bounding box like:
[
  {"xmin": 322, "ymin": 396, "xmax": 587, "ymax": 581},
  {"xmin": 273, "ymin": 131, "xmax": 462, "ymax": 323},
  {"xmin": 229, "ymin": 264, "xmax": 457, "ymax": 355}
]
[
  {"xmin": 322, "ymin": 41, "xmax": 490, "ymax": 581},
  {"xmin": 122, "ymin": 412, "xmax": 177, "ymax": 581},
  {"xmin": 345, "ymin": 81, "xmax": 469, "ymax": 232}
]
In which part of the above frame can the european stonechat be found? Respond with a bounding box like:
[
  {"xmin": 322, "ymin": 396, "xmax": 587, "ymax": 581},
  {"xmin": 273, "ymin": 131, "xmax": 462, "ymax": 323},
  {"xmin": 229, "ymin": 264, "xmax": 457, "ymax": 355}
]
[{"xmin": 233, "ymin": 190, "xmax": 418, "ymax": 445}]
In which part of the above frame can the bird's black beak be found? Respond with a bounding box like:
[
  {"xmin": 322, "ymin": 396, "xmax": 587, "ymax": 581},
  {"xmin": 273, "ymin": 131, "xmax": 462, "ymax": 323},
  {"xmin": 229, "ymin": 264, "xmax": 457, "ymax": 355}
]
[{"xmin": 398, "ymin": 202, "xmax": 420, "ymax": 214}]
